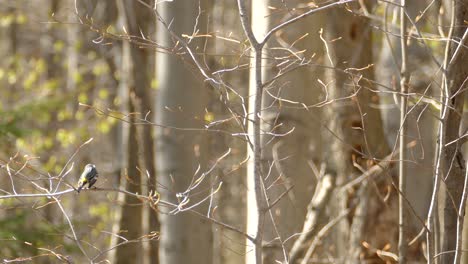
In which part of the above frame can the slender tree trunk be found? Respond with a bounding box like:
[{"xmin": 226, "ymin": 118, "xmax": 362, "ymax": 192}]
[
  {"xmin": 118, "ymin": 1, "xmax": 159, "ymax": 263},
  {"xmin": 398, "ymin": 1, "xmax": 409, "ymax": 262},
  {"xmin": 112, "ymin": 6, "xmax": 144, "ymax": 259},
  {"xmin": 242, "ymin": 1, "xmax": 268, "ymax": 263},
  {"xmin": 115, "ymin": 101, "xmax": 143, "ymax": 264},
  {"xmin": 377, "ymin": 2, "xmax": 437, "ymax": 261},
  {"xmin": 43, "ymin": 0, "xmax": 61, "ymax": 228},
  {"xmin": 439, "ymin": 1, "xmax": 467, "ymax": 263},
  {"xmin": 209, "ymin": 3, "xmax": 247, "ymax": 264},
  {"xmin": 110, "ymin": 7, "xmax": 143, "ymax": 261},
  {"xmin": 93, "ymin": 2, "xmax": 125, "ymax": 263},
  {"xmin": 108, "ymin": 40, "xmax": 129, "ymax": 263}
]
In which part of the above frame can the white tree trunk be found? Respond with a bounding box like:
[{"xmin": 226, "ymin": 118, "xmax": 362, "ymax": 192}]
[{"xmin": 245, "ymin": 2, "xmax": 269, "ymax": 263}]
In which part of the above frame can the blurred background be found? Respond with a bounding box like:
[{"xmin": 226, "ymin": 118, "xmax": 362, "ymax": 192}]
[{"xmin": 0, "ymin": 0, "xmax": 466, "ymax": 263}]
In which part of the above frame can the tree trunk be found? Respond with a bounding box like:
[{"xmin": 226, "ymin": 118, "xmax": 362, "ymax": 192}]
[
  {"xmin": 209, "ymin": 2, "xmax": 248, "ymax": 264},
  {"xmin": 376, "ymin": 1, "xmax": 438, "ymax": 261},
  {"xmin": 112, "ymin": 24, "xmax": 143, "ymax": 264},
  {"xmin": 440, "ymin": 1, "xmax": 467, "ymax": 263},
  {"xmin": 110, "ymin": 3, "xmax": 143, "ymax": 261},
  {"xmin": 248, "ymin": 1, "xmax": 327, "ymax": 263},
  {"xmin": 43, "ymin": 0, "xmax": 62, "ymax": 228},
  {"xmin": 155, "ymin": 1, "xmax": 213, "ymax": 263},
  {"xmin": 107, "ymin": 39, "xmax": 130, "ymax": 263},
  {"xmin": 324, "ymin": 4, "xmax": 392, "ymax": 263},
  {"xmin": 244, "ymin": 1, "xmax": 269, "ymax": 263},
  {"xmin": 118, "ymin": 1, "xmax": 159, "ymax": 263},
  {"xmin": 115, "ymin": 101, "xmax": 143, "ymax": 263}
]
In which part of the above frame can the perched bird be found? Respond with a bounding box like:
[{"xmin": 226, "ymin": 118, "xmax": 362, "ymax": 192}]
[{"xmin": 77, "ymin": 164, "xmax": 98, "ymax": 193}]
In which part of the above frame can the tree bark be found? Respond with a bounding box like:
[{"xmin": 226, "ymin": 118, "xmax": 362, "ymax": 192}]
[
  {"xmin": 115, "ymin": 100, "xmax": 143, "ymax": 264},
  {"xmin": 209, "ymin": 3, "xmax": 248, "ymax": 264},
  {"xmin": 248, "ymin": 1, "xmax": 327, "ymax": 262},
  {"xmin": 440, "ymin": 1, "xmax": 467, "ymax": 263},
  {"xmin": 155, "ymin": 0, "xmax": 213, "ymax": 263},
  {"xmin": 110, "ymin": 2, "xmax": 144, "ymax": 262},
  {"xmin": 118, "ymin": 1, "xmax": 159, "ymax": 263},
  {"xmin": 398, "ymin": 1, "xmax": 409, "ymax": 262},
  {"xmin": 377, "ymin": 2, "xmax": 438, "ymax": 261},
  {"xmin": 325, "ymin": 4, "xmax": 392, "ymax": 263},
  {"xmin": 112, "ymin": 10, "xmax": 143, "ymax": 262}
]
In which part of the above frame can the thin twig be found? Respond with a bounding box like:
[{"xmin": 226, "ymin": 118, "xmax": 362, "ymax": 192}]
[
  {"xmin": 53, "ymin": 196, "xmax": 90, "ymax": 261},
  {"xmin": 398, "ymin": 1, "xmax": 409, "ymax": 263},
  {"xmin": 301, "ymin": 208, "xmax": 352, "ymax": 264},
  {"xmin": 263, "ymin": 0, "xmax": 357, "ymax": 44},
  {"xmin": 426, "ymin": 1, "xmax": 456, "ymax": 262},
  {"xmin": 454, "ymin": 161, "xmax": 468, "ymax": 263}
]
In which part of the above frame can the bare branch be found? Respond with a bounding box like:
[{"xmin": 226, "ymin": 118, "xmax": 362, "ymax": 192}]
[{"xmin": 263, "ymin": 0, "xmax": 357, "ymax": 44}]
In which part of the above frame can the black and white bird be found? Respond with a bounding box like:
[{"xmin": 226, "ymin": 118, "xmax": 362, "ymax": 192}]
[{"xmin": 77, "ymin": 164, "xmax": 98, "ymax": 193}]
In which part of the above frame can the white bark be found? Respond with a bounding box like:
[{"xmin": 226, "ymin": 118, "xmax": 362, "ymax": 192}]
[{"xmin": 245, "ymin": 2, "xmax": 269, "ymax": 263}]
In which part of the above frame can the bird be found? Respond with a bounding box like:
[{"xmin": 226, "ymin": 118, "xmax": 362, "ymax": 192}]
[{"xmin": 77, "ymin": 164, "xmax": 98, "ymax": 193}]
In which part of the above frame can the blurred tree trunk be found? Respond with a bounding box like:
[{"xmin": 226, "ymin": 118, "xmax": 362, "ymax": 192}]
[
  {"xmin": 109, "ymin": 2, "xmax": 143, "ymax": 262},
  {"xmin": 247, "ymin": 1, "xmax": 326, "ymax": 263},
  {"xmin": 43, "ymin": 0, "xmax": 61, "ymax": 228},
  {"xmin": 118, "ymin": 1, "xmax": 159, "ymax": 263},
  {"xmin": 7, "ymin": 4, "xmax": 18, "ymax": 101},
  {"xmin": 65, "ymin": 0, "xmax": 80, "ymax": 247},
  {"xmin": 324, "ymin": 3, "xmax": 392, "ymax": 263},
  {"xmin": 439, "ymin": 1, "xmax": 467, "ymax": 263},
  {"xmin": 66, "ymin": 1, "xmax": 77, "ymax": 96},
  {"xmin": 462, "ymin": 199, "xmax": 468, "ymax": 263},
  {"xmin": 108, "ymin": 38, "xmax": 130, "ymax": 263},
  {"xmin": 115, "ymin": 94, "xmax": 143, "ymax": 264},
  {"xmin": 209, "ymin": 2, "xmax": 247, "ymax": 264},
  {"xmin": 376, "ymin": 1, "xmax": 440, "ymax": 262},
  {"xmin": 95, "ymin": 1, "xmax": 129, "ymax": 263},
  {"xmin": 155, "ymin": 0, "xmax": 213, "ymax": 263}
]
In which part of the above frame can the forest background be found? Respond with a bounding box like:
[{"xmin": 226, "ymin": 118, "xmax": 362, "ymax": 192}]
[{"xmin": 0, "ymin": 0, "xmax": 467, "ymax": 263}]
